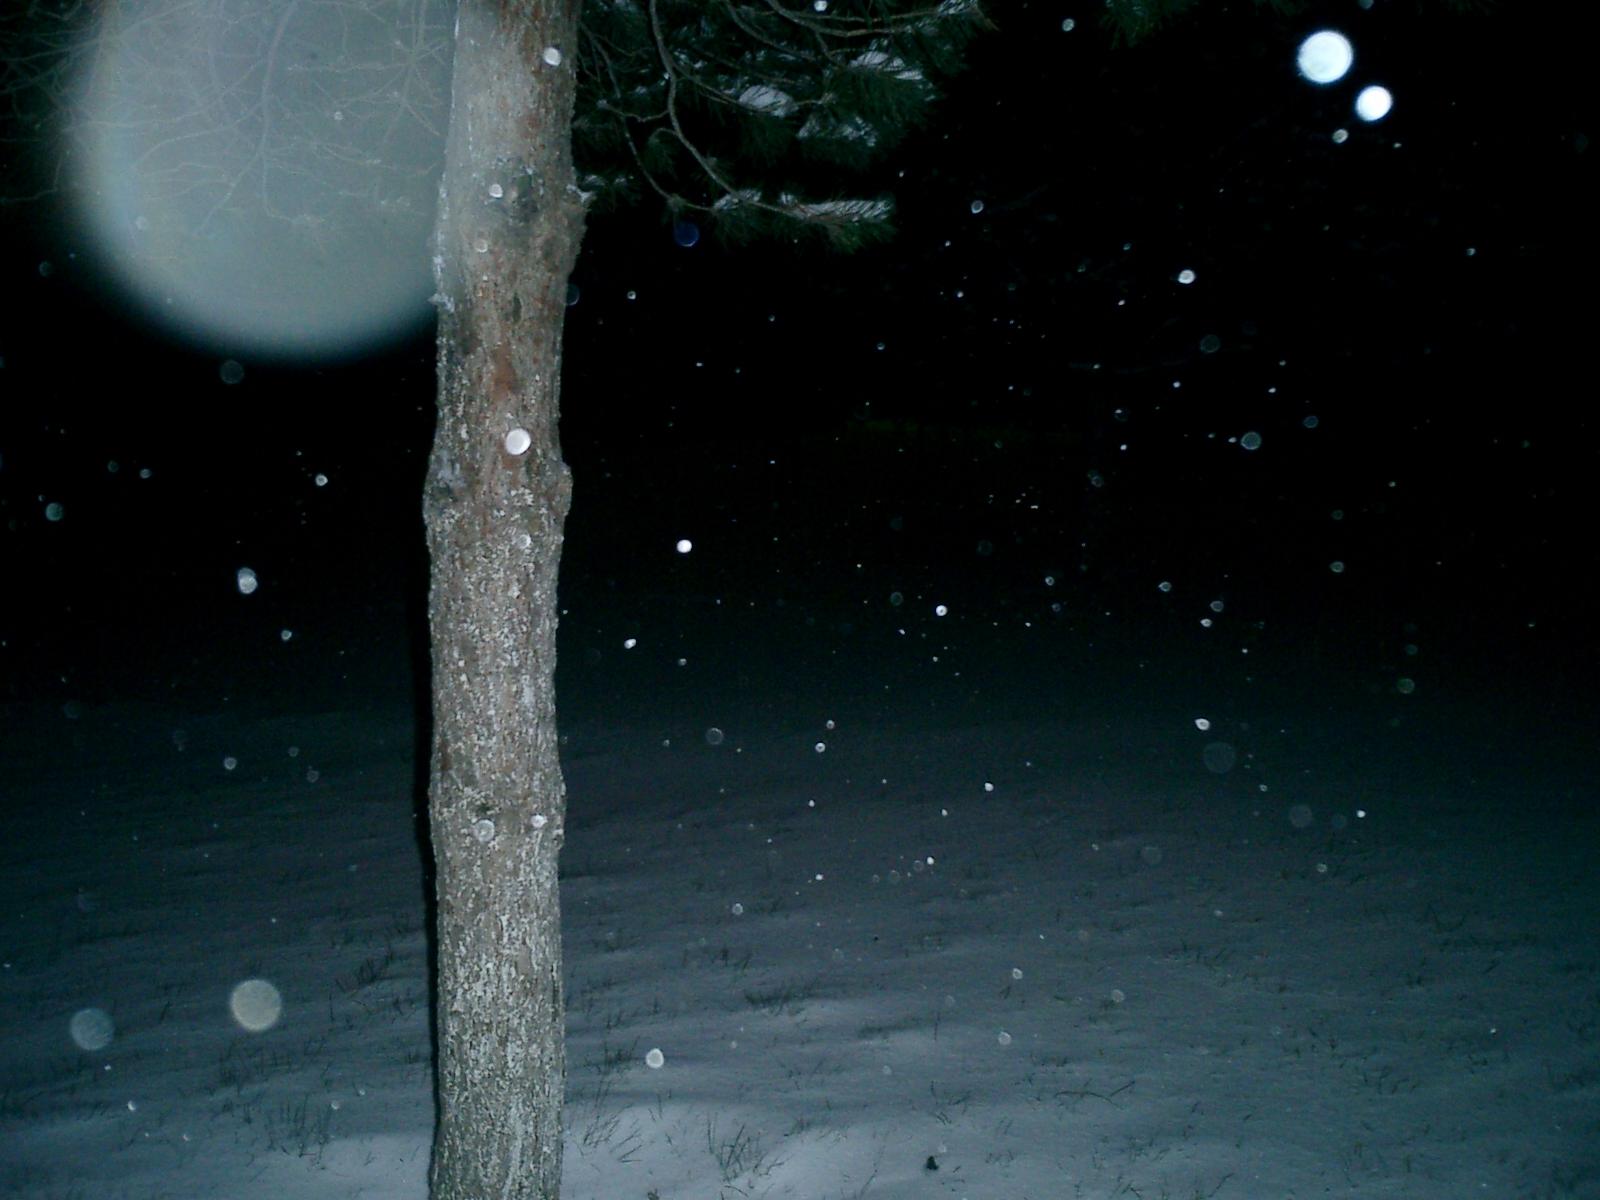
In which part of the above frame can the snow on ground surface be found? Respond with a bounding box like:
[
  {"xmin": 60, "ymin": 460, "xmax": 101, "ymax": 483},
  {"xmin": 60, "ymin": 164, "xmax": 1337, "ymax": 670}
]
[{"xmin": 2, "ymin": 609, "xmax": 1597, "ymax": 1200}]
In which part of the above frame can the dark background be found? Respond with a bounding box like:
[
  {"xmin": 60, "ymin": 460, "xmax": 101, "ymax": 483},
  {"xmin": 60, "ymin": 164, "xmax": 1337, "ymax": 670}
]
[{"xmin": 1, "ymin": 0, "xmax": 1594, "ymax": 736}]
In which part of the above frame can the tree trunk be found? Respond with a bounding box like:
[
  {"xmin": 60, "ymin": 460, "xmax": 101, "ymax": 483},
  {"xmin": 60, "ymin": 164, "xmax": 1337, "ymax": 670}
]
[{"xmin": 423, "ymin": 2, "xmax": 584, "ymax": 1197}]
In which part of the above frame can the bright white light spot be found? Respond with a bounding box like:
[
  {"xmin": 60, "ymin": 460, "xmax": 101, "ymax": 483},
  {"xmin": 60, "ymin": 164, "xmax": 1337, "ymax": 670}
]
[
  {"xmin": 676, "ymin": 538, "xmax": 693, "ymax": 554},
  {"xmin": 229, "ymin": 979, "xmax": 283, "ymax": 1032},
  {"xmin": 236, "ymin": 567, "xmax": 258, "ymax": 594},
  {"xmin": 542, "ymin": 46, "xmax": 562, "ymax": 67},
  {"xmin": 280, "ymin": 629, "xmax": 292, "ymax": 641},
  {"xmin": 505, "ymin": 428, "xmax": 532, "ymax": 456},
  {"xmin": 623, "ymin": 637, "xmax": 637, "ymax": 649},
  {"xmin": 997, "ymin": 1031, "xmax": 1012, "ymax": 1046},
  {"xmin": 223, "ymin": 756, "xmax": 237, "ymax": 770},
  {"xmin": 489, "ymin": 182, "xmax": 503, "ymax": 198},
  {"xmin": 1176, "ymin": 268, "xmax": 1196, "ymax": 284},
  {"xmin": 1011, "ymin": 967, "xmax": 1023, "ymax": 980},
  {"xmin": 531, "ymin": 813, "xmax": 547, "ymax": 829},
  {"xmin": 970, "ymin": 199, "xmax": 985, "ymax": 215},
  {"xmin": 44, "ymin": 501, "xmax": 64, "ymax": 521},
  {"xmin": 814, "ymin": 742, "xmax": 826, "ymax": 753},
  {"xmin": 1297, "ymin": 30, "xmax": 1354, "ymax": 84},
  {"xmin": 314, "ymin": 473, "xmax": 328, "ymax": 486},
  {"xmin": 1240, "ymin": 431, "xmax": 1262, "ymax": 450},
  {"xmin": 645, "ymin": 1047, "xmax": 665, "ymax": 1069},
  {"xmin": 472, "ymin": 818, "xmax": 495, "ymax": 843},
  {"xmin": 934, "ymin": 603, "xmax": 948, "ymax": 616},
  {"xmin": 69, "ymin": 1007, "xmax": 114, "ymax": 1051},
  {"xmin": 1062, "ymin": 17, "xmax": 1075, "ymax": 31},
  {"xmin": 1355, "ymin": 85, "xmax": 1393, "ymax": 122},
  {"xmin": 1158, "ymin": 580, "xmax": 1173, "ymax": 592},
  {"xmin": 1194, "ymin": 717, "xmax": 1211, "ymax": 731}
]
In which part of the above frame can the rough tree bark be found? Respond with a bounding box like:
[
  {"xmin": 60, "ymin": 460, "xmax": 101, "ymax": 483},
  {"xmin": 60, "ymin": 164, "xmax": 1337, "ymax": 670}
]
[{"xmin": 422, "ymin": 1, "xmax": 585, "ymax": 1197}]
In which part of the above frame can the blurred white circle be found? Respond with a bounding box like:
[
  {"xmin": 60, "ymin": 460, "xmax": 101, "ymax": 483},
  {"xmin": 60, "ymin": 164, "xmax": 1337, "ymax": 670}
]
[
  {"xmin": 1297, "ymin": 30, "xmax": 1354, "ymax": 84},
  {"xmin": 1355, "ymin": 85, "xmax": 1393, "ymax": 122},
  {"xmin": 68, "ymin": 0, "xmax": 447, "ymax": 357},
  {"xmin": 229, "ymin": 979, "xmax": 283, "ymax": 1032},
  {"xmin": 69, "ymin": 1007, "xmax": 115, "ymax": 1051}
]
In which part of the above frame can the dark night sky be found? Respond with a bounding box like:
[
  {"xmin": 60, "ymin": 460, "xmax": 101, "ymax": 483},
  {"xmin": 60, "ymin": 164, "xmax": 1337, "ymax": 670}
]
[{"xmin": 0, "ymin": 0, "xmax": 1594, "ymax": 723}]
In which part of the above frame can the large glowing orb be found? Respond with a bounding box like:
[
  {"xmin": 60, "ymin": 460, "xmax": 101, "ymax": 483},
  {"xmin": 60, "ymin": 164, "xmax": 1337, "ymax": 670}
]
[{"xmin": 69, "ymin": 0, "xmax": 452, "ymax": 359}]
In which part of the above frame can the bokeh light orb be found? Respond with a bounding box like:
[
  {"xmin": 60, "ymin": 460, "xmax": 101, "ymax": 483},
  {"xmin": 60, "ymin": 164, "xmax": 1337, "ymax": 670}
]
[
  {"xmin": 68, "ymin": 0, "xmax": 452, "ymax": 359},
  {"xmin": 1355, "ymin": 85, "xmax": 1394, "ymax": 122},
  {"xmin": 229, "ymin": 978, "xmax": 284, "ymax": 1032},
  {"xmin": 69, "ymin": 1007, "xmax": 115, "ymax": 1051},
  {"xmin": 1297, "ymin": 30, "xmax": 1354, "ymax": 85}
]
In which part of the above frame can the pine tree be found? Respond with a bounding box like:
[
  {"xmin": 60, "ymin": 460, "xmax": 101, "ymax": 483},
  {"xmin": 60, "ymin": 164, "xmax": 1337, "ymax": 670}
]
[
  {"xmin": 424, "ymin": 6, "xmax": 986, "ymax": 1194},
  {"xmin": 0, "ymin": 1, "xmax": 1492, "ymax": 1195},
  {"xmin": 0, "ymin": 2, "xmax": 987, "ymax": 1197}
]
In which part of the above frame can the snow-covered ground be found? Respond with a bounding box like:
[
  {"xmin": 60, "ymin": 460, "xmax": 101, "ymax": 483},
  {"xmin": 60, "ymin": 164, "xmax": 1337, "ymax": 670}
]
[{"xmin": 3, "ymin": 599, "xmax": 1595, "ymax": 1200}]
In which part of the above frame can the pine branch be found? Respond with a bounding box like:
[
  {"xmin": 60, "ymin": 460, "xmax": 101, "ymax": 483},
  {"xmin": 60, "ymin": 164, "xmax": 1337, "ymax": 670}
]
[{"xmin": 573, "ymin": 0, "xmax": 988, "ymax": 249}]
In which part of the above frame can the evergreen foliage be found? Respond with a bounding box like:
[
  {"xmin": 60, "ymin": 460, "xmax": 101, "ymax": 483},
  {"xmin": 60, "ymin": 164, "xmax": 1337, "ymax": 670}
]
[
  {"xmin": 568, "ymin": 0, "xmax": 1491, "ymax": 247},
  {"xmin": 573, "ymin": 0, "xmax": 992, "ymax": 250},
  {"xmin": 4, "ymin": 0, "xmax": 1495, "ymax": 247}
]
